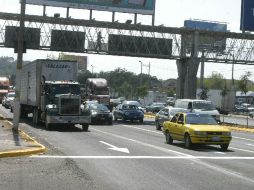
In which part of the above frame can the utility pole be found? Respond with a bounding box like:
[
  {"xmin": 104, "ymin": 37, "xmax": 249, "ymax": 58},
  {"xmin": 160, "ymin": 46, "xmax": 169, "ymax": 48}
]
[
  {"xmin": 231, "ymin": 54, "xmax": 235, "ymax": 86},
  {"xmin": 13, "ymin": 0, "xmax": 26, "ymax": 131},
  {"xmin": 139, "ymin": 60, "xmax": 143, "ymax": 86},
  {"xmin": 200, "ymin": 50, "xmax": 205, "ymax": 89}
]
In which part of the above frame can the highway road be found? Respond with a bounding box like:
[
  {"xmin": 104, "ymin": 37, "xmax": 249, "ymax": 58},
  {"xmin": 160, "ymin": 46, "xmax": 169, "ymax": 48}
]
[{"xmin": 1, "ymin": 105, "xmax": 254, "ymax": 190}]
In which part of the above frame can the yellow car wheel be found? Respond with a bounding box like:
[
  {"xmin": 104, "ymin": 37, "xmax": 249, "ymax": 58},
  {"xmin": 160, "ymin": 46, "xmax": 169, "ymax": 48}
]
[
  {"xmin": 165, "ymin": 132, "xmax": 173, "ymax": 144},
  {"xmin": 220, "ymin": 144, "xmax": 229, "ymax": 151},
  {"xmin": 184, "ymin": 134, "xmax": 192, "ymax": 149}
]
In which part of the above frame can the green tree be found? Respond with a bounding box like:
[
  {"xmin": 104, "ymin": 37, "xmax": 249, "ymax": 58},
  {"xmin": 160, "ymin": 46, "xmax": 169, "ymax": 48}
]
[
  {"xmin": 238, "ymin": 71, "xmax": 252, "ymax": 96},
  {"xmin": 204, "ymin": 72, "xmax": 225, "ymax": 90},
  {"xmin": 137, "ymin": 85, "xmax": 148, "ymax": 99},
  {"xmin": 77, "ymin": 70, "xmax": 96, "ymax": 84},
  {"xmin": 118, "ymin": 81, "xmax": 132, "ymax": 99}
]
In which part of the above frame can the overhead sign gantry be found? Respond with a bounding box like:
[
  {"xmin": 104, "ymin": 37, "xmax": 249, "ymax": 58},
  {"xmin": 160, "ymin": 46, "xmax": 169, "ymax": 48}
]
[{"xmin": 26, "ymin": 0, "xmax": 156, "ymax": 15}]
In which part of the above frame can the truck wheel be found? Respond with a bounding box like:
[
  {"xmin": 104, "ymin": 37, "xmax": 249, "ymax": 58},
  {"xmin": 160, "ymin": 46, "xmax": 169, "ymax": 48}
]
[
  {"xmin": 82, "ymin": 124, "xmax": 89, "ymax": 131},
  {"xmin": 33, "ymin": 108, "xmax": 39, "ymax": 125},
  {"xmin": 45, "ymin": 121, "xmax": 52, "ymax": 131},
  {"xmin": 108, "ymin": 119, "xmax": 113, "ymax": 125},
  {"xmin": 20, "ymin": 105, "xmax": 27, "ymax": 119}
]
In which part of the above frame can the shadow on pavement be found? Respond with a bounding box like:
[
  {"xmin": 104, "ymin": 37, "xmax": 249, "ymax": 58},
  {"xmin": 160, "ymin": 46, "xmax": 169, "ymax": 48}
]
[
  {"xmin": 12, "ymin": 128, "xmax": 21, "ymax": 146},
  {"xmin": 166, "ymin": 142, "xmax": 234, "ymax": 153}
]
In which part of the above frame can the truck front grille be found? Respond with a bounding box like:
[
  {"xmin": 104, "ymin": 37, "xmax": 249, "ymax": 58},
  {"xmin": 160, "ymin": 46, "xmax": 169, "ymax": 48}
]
[{"xmin": 60, "ymin": 98, "xmax": 80, "ymax": 115}]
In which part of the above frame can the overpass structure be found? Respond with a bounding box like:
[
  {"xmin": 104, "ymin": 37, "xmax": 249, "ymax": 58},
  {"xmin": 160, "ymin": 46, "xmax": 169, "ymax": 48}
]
[{"xmin": 0, "ymin": 12, "xmax": 254, "ymax": 98}]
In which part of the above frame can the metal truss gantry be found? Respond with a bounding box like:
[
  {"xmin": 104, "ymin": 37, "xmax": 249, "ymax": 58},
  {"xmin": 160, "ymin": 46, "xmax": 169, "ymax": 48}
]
[{"xmin": 0, "ymin": 12, "xmax": 254, "ymax": 65}]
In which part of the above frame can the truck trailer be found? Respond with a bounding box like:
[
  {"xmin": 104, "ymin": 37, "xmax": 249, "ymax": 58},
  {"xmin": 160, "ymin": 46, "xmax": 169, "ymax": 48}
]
[{"xmin": 20, "ymin": 59, "xmax": 91, "ymax": 130}]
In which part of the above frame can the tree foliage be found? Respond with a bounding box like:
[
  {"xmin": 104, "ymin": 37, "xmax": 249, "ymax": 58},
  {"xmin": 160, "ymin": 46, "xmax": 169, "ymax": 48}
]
[
  {"xmin": 0, "ymin": 57, "xmax": 16, "ymax": 76},
  {"xmin": 238, "ymin": 71, "xmax": 252, "ymax": 95},
  {"xmin": 204, "ymin": 72, "xmax": 225, "ymax": 90}
]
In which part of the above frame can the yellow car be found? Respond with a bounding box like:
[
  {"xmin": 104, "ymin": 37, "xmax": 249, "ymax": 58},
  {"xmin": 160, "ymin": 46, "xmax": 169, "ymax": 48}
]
[{"xmin": 162, "ymin": 113, "xmax": 232, "ymax": 151}]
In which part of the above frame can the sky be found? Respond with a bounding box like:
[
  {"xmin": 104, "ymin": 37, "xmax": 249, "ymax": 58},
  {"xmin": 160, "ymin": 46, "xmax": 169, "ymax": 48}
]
[{"xmin": 0, "ymin": 0, "xmax": 253, "ymax": 81}]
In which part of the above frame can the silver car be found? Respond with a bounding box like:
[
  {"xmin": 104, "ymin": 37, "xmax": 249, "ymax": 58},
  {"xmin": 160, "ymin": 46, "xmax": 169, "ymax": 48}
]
[
  {"xmin": 3, "ymin": 92, "xmax": 15, "ymax": 109},
  {"xmin": 155, "ymin": 107, "xmax": 187, "ymax": 130}
]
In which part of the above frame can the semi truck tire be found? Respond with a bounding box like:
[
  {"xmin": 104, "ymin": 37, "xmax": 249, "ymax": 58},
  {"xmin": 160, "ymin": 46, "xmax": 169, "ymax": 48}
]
[{"xmin": 82, "ymin": 124, "xmax": 89, "ymax": 131}]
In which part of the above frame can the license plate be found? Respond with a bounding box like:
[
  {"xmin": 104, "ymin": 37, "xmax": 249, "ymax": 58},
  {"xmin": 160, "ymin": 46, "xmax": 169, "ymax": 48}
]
[{"xmin": 212, "ymin": 137, "xmax": 221, "ymax": 142}]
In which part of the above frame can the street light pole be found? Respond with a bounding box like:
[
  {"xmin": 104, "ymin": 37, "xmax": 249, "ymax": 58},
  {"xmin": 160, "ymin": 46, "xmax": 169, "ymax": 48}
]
[
  {"xmin": 13, "ymin": 0, "xmax": 26, "ymax": 131},
  {"xmin": 139, "ymin": 60, "xmax": 143, "ymax": 86}
]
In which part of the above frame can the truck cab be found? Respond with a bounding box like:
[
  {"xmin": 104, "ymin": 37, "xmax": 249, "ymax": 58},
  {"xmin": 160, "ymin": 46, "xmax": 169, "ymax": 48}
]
[{"xmin": 40, "ymin": 81, "xmax": 91, "ymax": 130}]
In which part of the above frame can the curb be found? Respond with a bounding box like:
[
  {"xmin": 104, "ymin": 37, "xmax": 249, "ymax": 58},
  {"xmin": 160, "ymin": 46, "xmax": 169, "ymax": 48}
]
[{"xmin": 0, "ymin": 117, "xmax": 47, "ymax": 158}]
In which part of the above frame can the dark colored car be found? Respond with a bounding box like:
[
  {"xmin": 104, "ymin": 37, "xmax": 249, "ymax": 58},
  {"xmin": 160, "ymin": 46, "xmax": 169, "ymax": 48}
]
[
  {"xmin": 113, "ymin": 104, "xmax": 144, "ymax": 123},
  {"xmin": 88, "ymin": 103, "xmax": 113, "ymax": 125},
  {"xmin": 146, "ymin": 102, "xmax": 166, "ymax": 113},
  {"xmin": 155, "ymin": 107, "xmax": 188, "ymax": 130}
]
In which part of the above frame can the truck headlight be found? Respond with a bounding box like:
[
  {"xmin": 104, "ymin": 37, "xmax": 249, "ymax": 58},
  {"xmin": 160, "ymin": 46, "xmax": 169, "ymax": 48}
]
[
  {"xmin": 47, "ymin": 108, "xmax": 58, "ymax": 115},
  {"xmin": 91, "ymin": 110, "xmax": 98, "ymax": 115},
  {"xmin": 194, "ymin": 131, "xmax": 207, "ymax": 136}
]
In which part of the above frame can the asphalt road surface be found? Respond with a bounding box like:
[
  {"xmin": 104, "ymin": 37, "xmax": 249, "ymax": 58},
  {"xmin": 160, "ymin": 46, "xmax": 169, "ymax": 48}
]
[{"xmin": 1, "ymin": 105, "xmax": 254, "ymax": 190}]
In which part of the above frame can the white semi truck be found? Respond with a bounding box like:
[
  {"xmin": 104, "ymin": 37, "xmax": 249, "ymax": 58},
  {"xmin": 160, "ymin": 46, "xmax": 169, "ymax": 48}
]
[
  {"xmin": 20, "ymin": 59, "xmax": 91, "ymax": 130},
  {"xmin": 196, "ymin": 88, "xmax": 235, "ymax": 115}
]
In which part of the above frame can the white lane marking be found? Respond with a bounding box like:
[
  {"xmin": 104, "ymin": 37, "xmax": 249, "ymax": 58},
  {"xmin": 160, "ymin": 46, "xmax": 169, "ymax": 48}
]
[
  {"xmin": 213, "ymin": 152, "xmax": 226, "ymax": 155},
  {"xmin": 230, "ymin": 147, "xmax": 254, "ymax": 154},
  {"xmin": 246, "ymin": 143, "xmax": 254, "ymax": 147},
  {"xmin": 119, "ymin": 125, "xmax": 254, "ymax": 154},
  {"xmin": 120, "ymin": 125, "xmax": 254, "ymax": 144},
  {"xmin": 233, "ymin": 136, "xmax": 254, "ymax": 142},
  {"xmin": 33, "ymin": 155, "xmax": 254, "ymax": 160},
  {"xmin": 121, "ymin": 124, "xmax": 162, "ymax": 135},
  {"xmin": 100, "ymin": 141, "xmax": 130, "ymax": 154},
  {"xmin": 91, "ymin": 128, "xmax": 194, "ymax": 158}
]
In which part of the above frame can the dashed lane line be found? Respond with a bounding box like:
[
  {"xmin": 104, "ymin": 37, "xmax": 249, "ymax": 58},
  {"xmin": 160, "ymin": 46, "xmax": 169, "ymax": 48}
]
[
  {"xmin": 121, "ymin": 124, "xmax": 162, "ymax": 135},
  {"xmin": 230, "ymin": 147, "xmax": 254, "ymax": 154},
  {"xmin": 233, "ymin": 136, "xmax": 254, "ymax": 142}
]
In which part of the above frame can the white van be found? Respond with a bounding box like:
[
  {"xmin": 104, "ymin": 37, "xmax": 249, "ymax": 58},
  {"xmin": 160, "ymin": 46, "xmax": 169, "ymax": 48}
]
[{"xmin": 174, "ymin": 99, "xmax": 220, "ymax": 122}]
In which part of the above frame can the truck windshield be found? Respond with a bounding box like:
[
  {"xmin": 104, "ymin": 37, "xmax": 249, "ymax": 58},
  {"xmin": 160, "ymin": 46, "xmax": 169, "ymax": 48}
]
[
  {"xmin": 50, "ymin": 84, "xmax": 80, "ymax": 95},
  {"xmin": 0, "ymin": 85, "xmax": 9, "ymax": 90},
  {"xmin": 94, "ymin": 88, "xmax": 109, "ymax": 95},
  {"xmin": 193, "ymin": 101, "xmax": 215, "ymax": 110}
]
